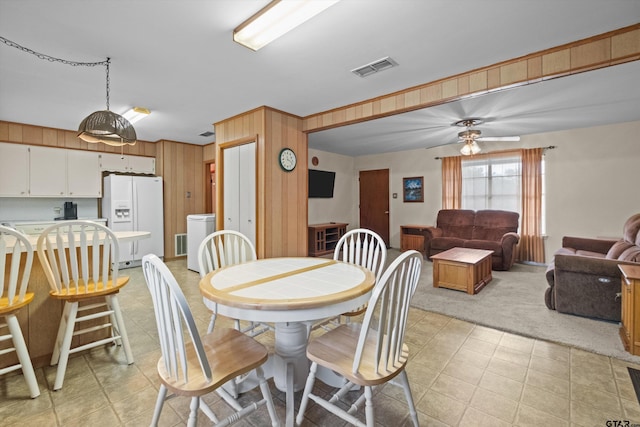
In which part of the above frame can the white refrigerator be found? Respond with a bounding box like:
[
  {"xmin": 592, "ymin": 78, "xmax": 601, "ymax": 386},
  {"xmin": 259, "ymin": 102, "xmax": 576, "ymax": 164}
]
[{"xmin": 103, "ymin": 174, "xmax": 164, "ymax": 268}]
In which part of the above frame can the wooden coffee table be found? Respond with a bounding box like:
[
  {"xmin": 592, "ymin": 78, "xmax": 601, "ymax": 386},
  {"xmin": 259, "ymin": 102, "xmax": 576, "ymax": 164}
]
[{"xmin": 431, "ymin": 247, "xmax": 493, "ymax": 295}]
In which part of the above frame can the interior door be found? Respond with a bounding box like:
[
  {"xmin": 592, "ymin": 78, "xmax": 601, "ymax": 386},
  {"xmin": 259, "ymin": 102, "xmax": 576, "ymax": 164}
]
[{"xmin": 359, "ymin": 169, "xmax": 390, "ymax": 246}]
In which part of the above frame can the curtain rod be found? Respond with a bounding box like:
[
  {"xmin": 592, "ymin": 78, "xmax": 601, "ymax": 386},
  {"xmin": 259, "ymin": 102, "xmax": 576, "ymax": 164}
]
[{"xmin": 434, "ymin": 145, "xmax": 556, "ymax": 160}]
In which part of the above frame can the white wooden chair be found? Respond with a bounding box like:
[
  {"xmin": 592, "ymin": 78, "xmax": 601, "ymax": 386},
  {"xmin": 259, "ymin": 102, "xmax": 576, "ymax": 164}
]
[
  {"xmin": 142, "ymin": 254, "xmax": 280, "ymax": 427},
  {"xmin": 296, "ymin": 250, "xmax": 423, "ymax": 427},
  {"xmin": 314, "ymin": 228, "xmax": 387, "ymax": 331},
  {"xmin": 0, "ymin": 226, "xmax": 40, "ymax": 398},
  {"xmin": 36, "ymin": 220, "xmax": 134, "ymax": 391},
  {"xmin": 197, "ymin": 230, "xmax": 271, "ymax": 336}
]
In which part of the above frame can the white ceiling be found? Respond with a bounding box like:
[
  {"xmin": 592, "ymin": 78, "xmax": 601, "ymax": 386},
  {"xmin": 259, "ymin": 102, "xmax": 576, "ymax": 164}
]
[{"xmin": 1, "ymin": 1, "xmax": 639, "ymax": 156}]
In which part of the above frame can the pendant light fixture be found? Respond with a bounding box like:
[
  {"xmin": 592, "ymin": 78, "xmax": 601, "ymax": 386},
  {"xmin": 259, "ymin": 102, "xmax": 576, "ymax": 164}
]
[
  {"xmin": 0, "ymin": 37, "xmax": 138, "ymax": 147},
  {"xmin": 78, "ymin": 58, "xmax": 137, "ymax": 146}
]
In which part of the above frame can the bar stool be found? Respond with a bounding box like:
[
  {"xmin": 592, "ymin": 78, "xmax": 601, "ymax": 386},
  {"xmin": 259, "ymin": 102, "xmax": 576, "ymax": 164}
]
[
  {"xmin": 0, "ymin": 226, "xmax": 40, "ymax": 398},
  {"xmin": 36, "ymin": 220, "xmax": 134, "ymax": 391}
]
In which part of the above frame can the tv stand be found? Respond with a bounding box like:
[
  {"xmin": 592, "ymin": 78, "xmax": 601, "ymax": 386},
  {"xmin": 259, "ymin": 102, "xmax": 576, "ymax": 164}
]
[{"xmin": 308, "ymin": 222, "xmax": 348, "ymax": 257}]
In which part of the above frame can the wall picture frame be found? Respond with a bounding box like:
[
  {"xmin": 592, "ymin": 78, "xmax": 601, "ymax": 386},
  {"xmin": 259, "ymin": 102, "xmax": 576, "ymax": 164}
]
[{"xmin": 403, "ymin": 176, "xmax": 424, "ymax": 202}]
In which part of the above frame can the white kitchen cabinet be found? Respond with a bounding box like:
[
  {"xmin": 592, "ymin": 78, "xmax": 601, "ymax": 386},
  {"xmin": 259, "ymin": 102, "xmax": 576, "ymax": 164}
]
[
  {"xmin": 128, "ymin": 155, "xmax": 156, "ymax": 174},
  {"xmin": 223, "ymin": 142, "xmax": 256, "ymax": 247},
  {"xmin": 99, "ymin": 153, "xmax": 155, "ymax": 174},
  {"xmin": 29, "ymin": 146, "xmax": 67, "ymax": 197},
  {"xmin": 67, "ymin": 150, "xmax": 101, "ymax": 197},
  {"xmin": 0, "ymin": 143, "xmax": 29, "ymax": 196}
]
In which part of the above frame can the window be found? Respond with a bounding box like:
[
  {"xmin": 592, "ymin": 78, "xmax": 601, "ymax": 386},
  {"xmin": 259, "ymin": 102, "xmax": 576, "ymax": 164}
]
[
  {"xmin": 461, "ymin": 154, "xmax": 546, "ymax": 233},
  {"xmin": 462, "ymin": 155, "xmax": 522, "ymax": 213}
]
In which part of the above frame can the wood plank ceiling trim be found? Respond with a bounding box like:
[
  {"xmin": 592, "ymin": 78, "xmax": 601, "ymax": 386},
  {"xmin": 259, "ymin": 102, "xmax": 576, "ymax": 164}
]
[{"xmin": 302, "ymin": 23, "xmax": 640, "ymax": 134}]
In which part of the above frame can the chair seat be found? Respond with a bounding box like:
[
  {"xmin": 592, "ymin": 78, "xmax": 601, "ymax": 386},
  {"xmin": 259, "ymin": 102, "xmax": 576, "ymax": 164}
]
[
  {"xmin": 48, "ymin": 276, "xmax": 129, "ymax": 300},
  {"xmin": 157, "ymin": 327, "xmax": 269, "ymax": 396},
  {"xmin": 306, "ymin": 323, "xmax": 408, "ymax": 387},
  {"xmin": 0, "ymin": 292, "xmax": 34, "ymax": 313}
]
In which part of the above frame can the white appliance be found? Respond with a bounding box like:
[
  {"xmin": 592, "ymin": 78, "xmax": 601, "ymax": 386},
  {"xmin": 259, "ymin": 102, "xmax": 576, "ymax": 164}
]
[
  {"xmin": 103, "ymin": 174, "xmax": 164, "ymax": 268},
  {"xmin": 187, "ymin": 214, "xmax": 216, "ymax": 273}
]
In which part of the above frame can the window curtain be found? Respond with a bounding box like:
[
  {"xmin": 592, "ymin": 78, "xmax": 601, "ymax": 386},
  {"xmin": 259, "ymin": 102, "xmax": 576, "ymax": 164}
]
[
  {"xmin": 518, "ymin": 147, "xmax": 545, "ymax": 263},
  {"xmin": 441, "ymin": 156, "xmax": 462, "ymax": 209}
]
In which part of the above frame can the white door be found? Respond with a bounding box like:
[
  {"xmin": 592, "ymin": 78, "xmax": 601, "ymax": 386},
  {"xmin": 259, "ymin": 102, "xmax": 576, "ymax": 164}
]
[
  {"xmin": 0, "ymin": 143, "xmax": 29, "ymax": 197},
  {"xmin": 100, "ymin": 153, "xmax": 129, "ymax": 172},
  {"xmin": 223, "ymin": 145, "xmax": 240, "ymax": 231},
  {"xmin": 223, "ymin": 142, "xmax": 256, "ymax": 248},
  {"xmin": 133, "ymin": 176, "xmax": 164, "ymax": 260},
  {"xmin": 29, "ymin": 146, "xmax": 66, "ymax": 196},
  {"xmin": 67, "ymin": 150, "xmax": 101, "ymax": 197},
  {"xmin": 104, "ymin": 175, "xmax": 134, "ymax": 264},
  {"xmin": 239, "ymin": 143, "xmax": 256, "ymax": 246}
]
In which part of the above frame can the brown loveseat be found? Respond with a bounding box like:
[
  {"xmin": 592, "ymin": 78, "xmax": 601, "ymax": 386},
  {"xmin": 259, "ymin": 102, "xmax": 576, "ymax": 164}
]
[
  {"xmin": 545, "ymin": 213, "xmax": 640, "ymax": 322},
  {"xmin": 425, "ymin": 209, "xmax": 520, "ymax": 271}
]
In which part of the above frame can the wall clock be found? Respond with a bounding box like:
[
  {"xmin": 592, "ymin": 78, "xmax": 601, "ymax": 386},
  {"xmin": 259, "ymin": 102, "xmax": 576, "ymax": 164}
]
[{"xmin": 278, "ymin": 147, "xmax": 297, "ymax": 172}]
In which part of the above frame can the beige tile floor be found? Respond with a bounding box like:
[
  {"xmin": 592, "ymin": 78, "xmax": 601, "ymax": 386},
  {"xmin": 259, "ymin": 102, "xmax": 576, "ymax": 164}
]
[{"xmin": 2, "ymin": 258, "xmax": 640, "ymax": 426}]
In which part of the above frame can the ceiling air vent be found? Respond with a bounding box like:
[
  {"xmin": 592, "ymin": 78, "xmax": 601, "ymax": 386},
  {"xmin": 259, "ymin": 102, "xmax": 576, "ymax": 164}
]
[
  {"xmin": 351, "ymin": 56, "xmax": 398, "ymax": 78},
  {"xmin": 199, "ymin": 131, "xmax": 215, "ymax": 137}
]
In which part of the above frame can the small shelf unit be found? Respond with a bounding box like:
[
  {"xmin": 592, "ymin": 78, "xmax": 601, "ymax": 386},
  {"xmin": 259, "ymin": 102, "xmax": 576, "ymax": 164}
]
[{"xmin": 308, "ymin": 222, "xmax": 348, "ymax": 257}]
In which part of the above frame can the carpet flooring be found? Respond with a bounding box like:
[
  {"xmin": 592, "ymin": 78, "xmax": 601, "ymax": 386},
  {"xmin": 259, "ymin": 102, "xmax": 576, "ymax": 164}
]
[{"xmin": 407, "ymin": 253, "xmax": 640, "ymax": 364}]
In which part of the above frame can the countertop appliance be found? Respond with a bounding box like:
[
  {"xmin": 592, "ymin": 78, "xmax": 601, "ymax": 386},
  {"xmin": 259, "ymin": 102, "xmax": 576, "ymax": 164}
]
[
  {"xmin": 103, "ymin": 174, "xmax": 164, "ymax": 268},
  {"xmin": 187, "ymin": 214, "xmax": 216, "ymax": 273}
]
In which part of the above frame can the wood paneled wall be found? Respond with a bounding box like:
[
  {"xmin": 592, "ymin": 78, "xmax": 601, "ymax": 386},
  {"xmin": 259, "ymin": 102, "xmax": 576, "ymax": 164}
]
[
  {"xmin": 214, "ymin": 107, "xmax": 308, "ymax": 258},
  {"xmin": 155, "ymin": 140, "xmax": 205, "ymax": 260},
  {"xmin": 0, "ymin": 120, "xmax": 157, "ymax": 156},
  {"xmin": 303, "ymin": 23, "xmax": 640, "ymax": 133}
]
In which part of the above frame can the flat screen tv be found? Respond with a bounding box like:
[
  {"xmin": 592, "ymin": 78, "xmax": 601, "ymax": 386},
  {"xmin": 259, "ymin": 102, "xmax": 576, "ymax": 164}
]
[{"xmin": 308, "ymin": 169, "xmax": 335, "ymax": 198}]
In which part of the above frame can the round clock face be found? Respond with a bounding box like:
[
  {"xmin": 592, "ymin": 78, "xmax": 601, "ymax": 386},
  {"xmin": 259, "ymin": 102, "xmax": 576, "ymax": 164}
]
[{"xmin": 279, "ymin": 148, "xmax": 297, "ymax": 172}]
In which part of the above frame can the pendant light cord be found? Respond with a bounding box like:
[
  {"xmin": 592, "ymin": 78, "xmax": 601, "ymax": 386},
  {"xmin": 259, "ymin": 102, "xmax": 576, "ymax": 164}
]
[
  {"xmin": 1, "ymin": 36, "xmax": 111, "ymax": 110},
  {"xmin": 0, "ymin": 36, "xmax": 108, "ymax": 67}
]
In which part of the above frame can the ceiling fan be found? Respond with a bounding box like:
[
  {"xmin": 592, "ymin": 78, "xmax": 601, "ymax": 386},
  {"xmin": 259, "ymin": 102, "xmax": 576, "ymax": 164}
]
[{"xmin": 453, "ymin": 118, "xmax": 520, "ymax": 155}]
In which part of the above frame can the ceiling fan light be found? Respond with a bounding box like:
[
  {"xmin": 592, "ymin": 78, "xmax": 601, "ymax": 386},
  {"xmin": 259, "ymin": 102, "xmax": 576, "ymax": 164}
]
[
  {"xmin": 460, "ymin": 141, "xmax": 481, "ymax": 156},
  {"xmin": 78, "ymin": 110, "xmax": 137, "ymax": 146}
]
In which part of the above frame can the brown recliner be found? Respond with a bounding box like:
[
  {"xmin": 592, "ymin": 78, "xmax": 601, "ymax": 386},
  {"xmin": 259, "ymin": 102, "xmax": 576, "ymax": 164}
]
[
  {"xmin": 545, "ymin": 213, "xmax": 640, "ymax": 322},
  {"xmin": 425, "ymin": 209, "xmax": 520, "ymax": 271}
]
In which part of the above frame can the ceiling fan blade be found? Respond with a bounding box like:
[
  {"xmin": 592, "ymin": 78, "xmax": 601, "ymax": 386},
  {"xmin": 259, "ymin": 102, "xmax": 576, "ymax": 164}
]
[{"xmin": 476, "ymin": 136, "xmax": 521, "ymax": 142}]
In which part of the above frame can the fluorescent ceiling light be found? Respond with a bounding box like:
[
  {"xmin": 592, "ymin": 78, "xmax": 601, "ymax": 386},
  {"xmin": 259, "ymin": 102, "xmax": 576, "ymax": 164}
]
[
  {"xmin": 234, "ymin": 0, "xmax": 340, "ymax": 51},
  {"xmin": 122, "ymin": 107, "xmax": 151, "ymax": 124}
]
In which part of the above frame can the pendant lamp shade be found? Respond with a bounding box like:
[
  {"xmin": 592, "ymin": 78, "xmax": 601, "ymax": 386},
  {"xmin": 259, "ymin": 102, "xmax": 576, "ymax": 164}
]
[
  {"xmin": 76, "ymin": 57, "xmax": 137, "ymax": 147},
  {"xmin": 78, "ymin": 110, "xmax": 137, "ymax": 146}
]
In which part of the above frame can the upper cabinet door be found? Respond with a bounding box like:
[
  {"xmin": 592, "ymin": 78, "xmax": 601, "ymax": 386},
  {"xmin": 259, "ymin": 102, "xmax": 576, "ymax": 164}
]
[
  {"xmin": 100, "ymin": 153, "xmax": 156, "ymax": 174},
  {"xmin": 128, "ymin": 156, "xmax": 155, "ymax": 174},
  {"xmin": 99, "ymin": 153, "xmax": 129, "ymax": 172},
  {"xmin": 29, "ymin": 146, "xmax": 67, "ymax": 197},
  {"xmin": 67, "ymin": 150, "xmax": 101, "ymax": 197},
  {"xmin": 0, "ymin": 143, "xmax": 29, "ymax": 197}
]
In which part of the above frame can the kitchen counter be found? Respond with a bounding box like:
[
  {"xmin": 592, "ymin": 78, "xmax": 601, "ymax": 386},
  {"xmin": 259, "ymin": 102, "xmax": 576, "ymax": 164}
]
[{"xmin": 1, "ymin": 230, "xmax": 149, "ymax": 250}]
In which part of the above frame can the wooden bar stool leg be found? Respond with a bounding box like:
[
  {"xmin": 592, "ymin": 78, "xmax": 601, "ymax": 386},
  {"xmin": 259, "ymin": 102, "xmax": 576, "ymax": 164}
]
[
  {"xmin": 50, "ymin": 301, "xmax": 72, "ymax": 366},
  {"xmin": 107, "ymin": 295, "xmax": 134, "ymax": 364},
  {"xmin": 6, "ymin": 315, "xmax": 40, "ymax": 398},
  {"xmin": 53, "ymin": 301, "xmax": 79, "ymax": 391}
]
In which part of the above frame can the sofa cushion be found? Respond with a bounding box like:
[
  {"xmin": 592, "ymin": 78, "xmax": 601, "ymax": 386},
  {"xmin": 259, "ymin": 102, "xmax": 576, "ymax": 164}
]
[
  {"xmin": 472, "ymin": 210, "xmax": 519, "ymax": 241},
  {"xmin": 436, "ymin": 209, "xmax": 475, "ymax": 239},
  {"xmin": 430, "ymin": 237, "xmax": 466, "ymax": 252},
  {"xmin": 620, "ymin": 246, "xmax": 640, "ymax": 262},
  {"xmin": 606, "ymin": 240, "xmax": 634, "ymax": 259},
  {"xmin": 463, "ymin": 239, "xmax": 502, "ymax": 256}
]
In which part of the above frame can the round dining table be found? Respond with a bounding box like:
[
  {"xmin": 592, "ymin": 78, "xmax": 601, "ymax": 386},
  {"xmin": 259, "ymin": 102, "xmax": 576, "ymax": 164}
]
[{"xmin": 199, "ymin": 256, "xmax": 376, "ymax": 426}]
